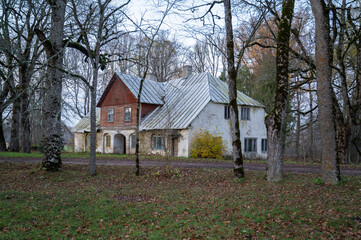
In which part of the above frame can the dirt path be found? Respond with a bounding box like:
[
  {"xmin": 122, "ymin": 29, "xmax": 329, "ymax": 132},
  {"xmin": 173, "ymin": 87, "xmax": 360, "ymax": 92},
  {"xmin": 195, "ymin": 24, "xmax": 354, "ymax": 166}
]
[{"xmin": 1, "ymin": 157, "xmax": 361, "ymax": 176}]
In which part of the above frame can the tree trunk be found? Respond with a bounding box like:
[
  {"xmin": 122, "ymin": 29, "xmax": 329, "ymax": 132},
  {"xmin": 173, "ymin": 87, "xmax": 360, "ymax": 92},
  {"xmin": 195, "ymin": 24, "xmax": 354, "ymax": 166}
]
[
  {"xmin": 266, "ymin": 0, "xmax": 295, "ymax": 182},
  {"xmin": 19, "ymin": 70, "xmax": 31, "ymax": 153},
  {"xmin": 0, "ymin": 114, "xmax": 7, "ymax": 151},
  {"xmin": 308, "ymin": 81, "xmax": 314, "ymax": 162},
  {"xmin": 223, "ymin": 0, "xmax": 245, "ymax": 178},
  {"xmin": 295, "ymin": 88, "xmax": 301, "ymax": 161},
  {"xmin": 89, "ymin": 64, "xmax": 98, "ymax": 176},
  {"xmin": 9, "ymin": 95, "xmax": 20, "ymax": 152},
  {"xmin": 40, "ymin": 0, "xmax": 66, "ymax": 171},
  {"xmin": 310, "ymin": 0, "xmax": 340, "ymax": 184}
]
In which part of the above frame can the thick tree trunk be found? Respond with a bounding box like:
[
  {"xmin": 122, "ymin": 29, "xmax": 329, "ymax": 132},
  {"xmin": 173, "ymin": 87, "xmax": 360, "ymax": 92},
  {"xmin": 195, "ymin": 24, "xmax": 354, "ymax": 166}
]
[
  {"xmin": 310, "ymin": 0, "xmax": 340, "ymax": 184},
  {"xmin": 223, "ymin": 0, "xmax": 244, "ymax": 178},
  {"xmin": 19, "ymin": 70, "xmax": 31, "ymax": 153},
  {"xmin": 0, "ymin": 115, "xmax": 7, "ymax": 151},
  {"xmin": 40, "ymin": 0, "xmax": 66, "ymax": 171},
  {"xmin": 9, "ymin": 96, "xmax": 20, "ymax": 152},
  {"xmin": 266, "ymin": 0, "xmax": 295, "ymax": 182}
]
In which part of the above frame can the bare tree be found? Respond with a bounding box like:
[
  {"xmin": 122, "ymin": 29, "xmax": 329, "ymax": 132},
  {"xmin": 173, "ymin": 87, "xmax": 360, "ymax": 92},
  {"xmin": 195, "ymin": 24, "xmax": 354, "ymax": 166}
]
[
  {"xmin": 310, "ymin": 0, "xmax": 340, "ymax": 184},
  {"xmin": 35, "ymin": 0, "xmax": 67, "ymax": 171},
  {"xmin": 265, "ymin": 0, "xmax": 295, "ymax": 182},
  {"xmin": 223, "ymin": 0, "xmax": 245, "ymax": 178},
  {"xmin": 70, "ymin": 0, "xmax": 130, "ymax": 176}
]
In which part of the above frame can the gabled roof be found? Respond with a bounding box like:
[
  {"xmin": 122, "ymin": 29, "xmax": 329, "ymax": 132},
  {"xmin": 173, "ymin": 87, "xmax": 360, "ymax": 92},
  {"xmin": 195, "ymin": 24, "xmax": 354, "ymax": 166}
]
[
  {"xmin": 116, "ymin": 73, "xmax": 165, "ymax": 105},
  {"xmin": 140, "ymin": 72, "xmax": 263, "ymax": 130},
  {"xmin": 73, "ymin": 108, "xmax": 100, "ymax": 133},
  {"xmin": 73, "ymin": 72, "xmax": 263, "ymax": 132},
  {"xmin": 97, "ymin": 73, "xmax": 165, "ymax": 107}
]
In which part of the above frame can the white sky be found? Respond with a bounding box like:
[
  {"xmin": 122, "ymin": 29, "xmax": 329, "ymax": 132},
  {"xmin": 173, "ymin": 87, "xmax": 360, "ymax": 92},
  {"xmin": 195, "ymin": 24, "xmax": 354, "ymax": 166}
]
[{"xmin": 126, "ymin": 0, "xmax": 226, "ymax": 46}]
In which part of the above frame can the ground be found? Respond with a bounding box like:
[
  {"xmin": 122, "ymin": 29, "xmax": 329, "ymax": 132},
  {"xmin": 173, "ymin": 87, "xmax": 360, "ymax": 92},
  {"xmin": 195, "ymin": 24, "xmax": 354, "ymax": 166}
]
[{"xmin": 1, "ymin": 162, "xmax": 360, "ymax": 239}]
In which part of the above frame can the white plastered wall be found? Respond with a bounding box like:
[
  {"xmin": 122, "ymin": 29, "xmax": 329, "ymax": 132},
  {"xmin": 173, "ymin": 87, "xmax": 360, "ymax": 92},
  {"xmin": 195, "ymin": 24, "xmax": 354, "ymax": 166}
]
[{"xmin": 188, "ymin": 101, "xmax": 267, "ymax": 159}]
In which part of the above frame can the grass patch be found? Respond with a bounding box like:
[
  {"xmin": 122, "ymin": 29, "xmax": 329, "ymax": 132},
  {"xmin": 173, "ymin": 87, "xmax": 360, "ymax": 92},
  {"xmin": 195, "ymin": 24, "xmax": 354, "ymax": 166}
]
[{"xmin": 0, "ymin": 162, "xmax": 360, "ymax": 239}]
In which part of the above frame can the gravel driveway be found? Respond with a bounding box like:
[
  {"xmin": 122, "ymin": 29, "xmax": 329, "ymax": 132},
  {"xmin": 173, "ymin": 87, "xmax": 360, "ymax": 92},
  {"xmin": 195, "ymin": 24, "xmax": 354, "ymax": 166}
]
[{"xmin": 1, "ymin": 157, "xmax": 361, "ymax": 176}]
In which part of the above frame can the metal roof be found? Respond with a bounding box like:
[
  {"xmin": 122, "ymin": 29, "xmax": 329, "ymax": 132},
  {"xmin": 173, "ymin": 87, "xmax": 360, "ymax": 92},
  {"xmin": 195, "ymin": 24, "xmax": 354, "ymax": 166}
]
[
  {"xmin": 140, "ymin": 72, "xmax": 263, "ymax": 130},
  {"xmin": 73, "ymin": 108, "xmax": 100, "ymax": 133},
  {"xmin": 73, "ymin": 72, "xmax": 264, "ymax": 132},
  {"xmin": 116, "ymin": 73, "xmax": 165, "ymax": 105}
]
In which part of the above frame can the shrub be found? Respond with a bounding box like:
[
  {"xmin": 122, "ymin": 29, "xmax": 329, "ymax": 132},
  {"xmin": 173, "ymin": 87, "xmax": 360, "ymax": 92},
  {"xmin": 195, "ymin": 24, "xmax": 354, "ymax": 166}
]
[{"xmin": 190, "ymin": 129, "xmax": 225, "ymax": 159}]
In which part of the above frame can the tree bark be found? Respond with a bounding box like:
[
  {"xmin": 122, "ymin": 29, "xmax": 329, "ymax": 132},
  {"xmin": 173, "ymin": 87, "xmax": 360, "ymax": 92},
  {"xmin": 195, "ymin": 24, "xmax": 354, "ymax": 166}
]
[
  {"xmin": 308, "ymin": 81, "xmax": 314, "ymax": 162},
  {"xmin": 295, "ymin": 88, "xmax": 301, "ymax": 161},
  {"xmin": 9, "ymin": 94, "xmax": 20, "ymax": 152},
  {"xmin": 310, "ymin": 0, "xmax": 340, "ymax": 184},
  {"xmin": 265, "ymin": 0, "xmax": 295, "ymax": 182},
  {"xmin": 19, "ymin": 70, "xmax": 31, "ymax": 153},
  {"xmin": 39, "ymin": 0, "xmax": 66, "ymax": 171},
  {"xmin": 223, "ymin": 0, "xmax": 244, "ymax": 178}
]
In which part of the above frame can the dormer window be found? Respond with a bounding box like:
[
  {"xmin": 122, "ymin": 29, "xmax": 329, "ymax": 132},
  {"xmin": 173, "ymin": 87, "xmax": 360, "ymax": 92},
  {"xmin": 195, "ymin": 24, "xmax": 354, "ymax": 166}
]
[
  {"xmin": 107, "ymin": 108, "xmax": 114, "ymax": 122},
  {"xmin": 124, "ymin": 107, "xmax": 132, "ymax": 122}
]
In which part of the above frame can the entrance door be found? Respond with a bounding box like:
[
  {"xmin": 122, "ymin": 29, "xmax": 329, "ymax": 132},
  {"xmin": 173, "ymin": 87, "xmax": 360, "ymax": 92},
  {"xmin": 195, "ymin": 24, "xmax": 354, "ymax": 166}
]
[
  {"xmin": 114, "ymin": 134, "xmax": 126, "ymax": 154},
  {"xmin": 172, "ymin": 138, "xmax": 178, "ymax": 157}
]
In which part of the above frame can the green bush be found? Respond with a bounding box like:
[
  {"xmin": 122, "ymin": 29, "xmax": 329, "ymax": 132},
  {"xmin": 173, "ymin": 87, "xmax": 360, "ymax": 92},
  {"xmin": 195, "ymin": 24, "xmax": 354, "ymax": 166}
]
[{"xmin": 190, "ymin": 129, "xmax": 225, "ymax": 159}]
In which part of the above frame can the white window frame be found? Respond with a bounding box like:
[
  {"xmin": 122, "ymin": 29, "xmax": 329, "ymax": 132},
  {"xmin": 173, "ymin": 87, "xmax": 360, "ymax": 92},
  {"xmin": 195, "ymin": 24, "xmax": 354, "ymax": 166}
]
[
  {"xmin": 105, "ymin": 134, "xmax": 111, "ymax": 148},
  {"xmin": 124, "ymin": 107, "xmax": 132, "ymax": 122},
  {"xmin": 107, "ymin": 108, "xmax": 114, "ymax": 122},
  {"xmin": 152, "ymin": 136, "xmax": 165, "ymax": 150},
  {"xmin": 130, "ymin": 135, "xmax": 136, "ymax": 149}
]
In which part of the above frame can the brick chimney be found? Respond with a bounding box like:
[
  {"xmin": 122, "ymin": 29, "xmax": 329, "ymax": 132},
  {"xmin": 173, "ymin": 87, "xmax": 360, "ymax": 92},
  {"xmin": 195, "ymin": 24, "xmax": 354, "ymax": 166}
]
[{"xmin": 182, "ymin": 65, "xmax": 192, "ymax": 78}]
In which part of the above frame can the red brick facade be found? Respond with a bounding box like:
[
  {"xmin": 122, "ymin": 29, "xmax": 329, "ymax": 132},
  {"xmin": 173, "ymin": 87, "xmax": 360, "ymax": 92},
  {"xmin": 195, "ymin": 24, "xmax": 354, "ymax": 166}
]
[{"xmin": 97, "ymin": 74, "xmax": 159, "ymax": 128}]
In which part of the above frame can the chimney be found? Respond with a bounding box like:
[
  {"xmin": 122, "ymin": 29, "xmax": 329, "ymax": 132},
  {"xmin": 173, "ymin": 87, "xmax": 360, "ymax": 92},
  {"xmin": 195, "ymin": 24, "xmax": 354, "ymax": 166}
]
[
  {"xmin": 146, "ymin": 72, "xmax": 156, "ymax": 81},
  {"xmin": 182, "ymin": 65, "xmax": 192, "ymax": 78}
]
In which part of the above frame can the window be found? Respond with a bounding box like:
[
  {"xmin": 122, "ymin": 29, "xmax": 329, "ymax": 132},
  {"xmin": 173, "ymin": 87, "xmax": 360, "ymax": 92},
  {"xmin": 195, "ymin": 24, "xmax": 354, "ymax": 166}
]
[
  {"xmin": 244, "ymin": 138, "xmax": 257, "ymax": 152},
  {"xmin": 152, "ymin": 136, "xmax": 165, "ymax": 150},
  {"xmin": 105, "ymin": 134, "xmax": 111, "ymax": 148},
  {"xmin": 224, "ymin": 105, "xmax": 230, "ymax": 119},
  {"xmin": 261, "ymin": 139, "xmax": 268, "ymax": 152},
  {"xmin": 130, "ymin": 135, "xmax": 136, "ymax": 149},
  {"xmin": 241, "ymin": 107, "xmax": 250, "ymax": 120},
  {"xmin": 107, "ymin": 108, "xmax": 114, "ymax": 122},
  {"xmin": 124, "ymin": 107, "xmax": 132, "ymax": 122}
]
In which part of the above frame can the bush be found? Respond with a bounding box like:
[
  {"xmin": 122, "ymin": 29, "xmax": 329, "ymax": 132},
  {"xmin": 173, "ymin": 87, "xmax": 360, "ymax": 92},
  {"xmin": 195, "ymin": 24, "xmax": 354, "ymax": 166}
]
[{"xmin": 190, "ymin": 129, "xmax": 225, "ymax": 159}]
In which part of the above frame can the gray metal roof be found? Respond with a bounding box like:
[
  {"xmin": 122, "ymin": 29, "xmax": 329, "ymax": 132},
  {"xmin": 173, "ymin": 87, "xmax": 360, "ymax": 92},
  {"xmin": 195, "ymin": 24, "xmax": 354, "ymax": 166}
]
[
  {"xmin": 73, "ymin": 108, "xmax": 100, "ymax": 132},
  {"xmin": 140, "ymin": 72, "xmax": 263, "ymax": 130},
  {"xmin": 117, "ymin": 73, "xmax": 165, "ymax": 105},
  {"xmin": 73, "ymin": 72, "xmax": 263, "ymax": 132}
]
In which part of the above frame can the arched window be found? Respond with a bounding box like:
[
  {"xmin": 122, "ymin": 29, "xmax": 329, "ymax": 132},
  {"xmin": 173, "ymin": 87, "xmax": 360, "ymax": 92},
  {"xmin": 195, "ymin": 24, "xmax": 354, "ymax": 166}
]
[{"xmin": 104, "ymin": 134, "xmax": 111, "ymax": 148}]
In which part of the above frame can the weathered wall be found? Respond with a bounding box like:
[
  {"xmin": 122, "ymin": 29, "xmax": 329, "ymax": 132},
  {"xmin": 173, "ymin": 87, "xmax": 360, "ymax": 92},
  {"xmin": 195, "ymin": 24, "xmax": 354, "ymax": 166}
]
[
  {"xmin": 74, "ymin": 132, "xmax": 103, "ymax": 152},
  {"xmin": 188, "ymin": 102, "xmax": 267, "ymax": 159},
  {"xmin": 99, "ymin": 129, "xmax": 135, "ymax": 154},
  {"xmin": 100, "ymin": 103, "xmax": 138, "ymax": 128}
]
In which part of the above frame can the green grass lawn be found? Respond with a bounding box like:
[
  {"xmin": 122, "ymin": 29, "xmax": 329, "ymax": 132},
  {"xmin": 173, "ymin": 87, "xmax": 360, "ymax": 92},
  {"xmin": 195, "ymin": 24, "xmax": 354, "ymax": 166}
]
[{"xmin": 1, "ymin": 162, "xmax": 360, "ymax": 239}]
